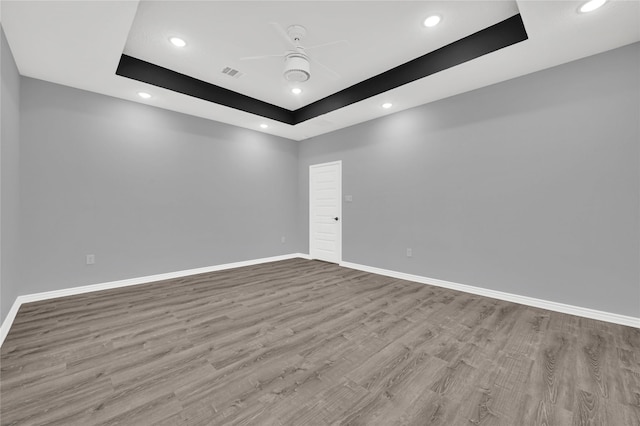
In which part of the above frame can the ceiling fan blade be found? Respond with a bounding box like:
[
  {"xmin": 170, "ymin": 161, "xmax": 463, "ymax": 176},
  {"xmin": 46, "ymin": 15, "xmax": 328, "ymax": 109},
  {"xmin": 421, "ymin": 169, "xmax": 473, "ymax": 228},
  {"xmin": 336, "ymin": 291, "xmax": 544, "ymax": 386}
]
[
  {"xmin": 305, "ymin": 40, "xmax": 350, "ymax": 51},
  {"xmin": 309, "ymin": 56, "xmax": 341, "ymax": 80},
  {"xmin": 269, "ymin": 22, "xmax": 297, "ymax": 49},
  {"xmin": 240, "ymin": 53, "xmax": 286, "ymax": 61}
]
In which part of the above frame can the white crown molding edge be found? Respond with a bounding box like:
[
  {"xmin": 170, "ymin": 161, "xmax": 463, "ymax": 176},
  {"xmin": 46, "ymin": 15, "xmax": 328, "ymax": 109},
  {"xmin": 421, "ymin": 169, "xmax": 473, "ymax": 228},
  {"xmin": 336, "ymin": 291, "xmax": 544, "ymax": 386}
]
[
  {"xmin": 340, "ymin": 261, "xmax": 640, "ymax": 329},
  {"xmin": 0, "ymin": 253, "xmax": 310, "ymax": 347}
]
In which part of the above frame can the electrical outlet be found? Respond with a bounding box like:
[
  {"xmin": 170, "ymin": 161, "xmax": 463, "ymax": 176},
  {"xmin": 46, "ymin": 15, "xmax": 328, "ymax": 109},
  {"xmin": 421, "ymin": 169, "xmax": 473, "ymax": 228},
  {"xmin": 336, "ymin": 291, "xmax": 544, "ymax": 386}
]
[
  {"xmin": 406, "ymin": 248, "xmax": 412, "ymax": 258},
  {"xmin": 281, "ymin": 236, "xmax": 286, "ymax": 244},
  {"xmin": 86, "ymin": 254, "xmax": 95, "ymax": 265}
]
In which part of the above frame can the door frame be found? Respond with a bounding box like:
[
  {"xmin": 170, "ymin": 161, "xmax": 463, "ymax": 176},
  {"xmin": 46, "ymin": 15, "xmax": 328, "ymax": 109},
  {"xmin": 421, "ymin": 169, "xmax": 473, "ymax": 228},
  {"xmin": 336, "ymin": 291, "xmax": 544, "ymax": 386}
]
[{"xmin": 309, "ymin": 161, "xmax": 342, "ymax": 263}]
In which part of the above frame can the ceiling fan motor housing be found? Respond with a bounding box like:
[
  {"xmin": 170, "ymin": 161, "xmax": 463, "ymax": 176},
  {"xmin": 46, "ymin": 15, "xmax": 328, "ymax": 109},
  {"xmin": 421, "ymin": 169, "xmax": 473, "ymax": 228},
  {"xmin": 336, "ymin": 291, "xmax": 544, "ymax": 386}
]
[{"xmin": 284, "ymin": 53, "xmax": 310, "ymax": 82}]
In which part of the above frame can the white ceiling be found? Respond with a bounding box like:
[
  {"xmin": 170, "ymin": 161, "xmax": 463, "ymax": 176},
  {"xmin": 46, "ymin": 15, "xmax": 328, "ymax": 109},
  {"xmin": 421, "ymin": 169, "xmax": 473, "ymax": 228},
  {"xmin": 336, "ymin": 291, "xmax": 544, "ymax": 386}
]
[
  {"xmin": 124, "ymin": 1, "xmax": 520, "ymax": 109},
  {"xmin": 2, "ymin": 1, "xmax": 639, "ymax": 141}
]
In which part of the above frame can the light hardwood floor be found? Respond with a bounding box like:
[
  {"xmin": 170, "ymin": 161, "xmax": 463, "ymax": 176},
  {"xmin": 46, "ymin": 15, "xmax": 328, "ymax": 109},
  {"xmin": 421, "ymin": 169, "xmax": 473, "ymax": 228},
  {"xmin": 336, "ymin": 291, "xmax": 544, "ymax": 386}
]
[{"xmin": 1, "ymin": 258, "xmax": 639, "ymax": 425}]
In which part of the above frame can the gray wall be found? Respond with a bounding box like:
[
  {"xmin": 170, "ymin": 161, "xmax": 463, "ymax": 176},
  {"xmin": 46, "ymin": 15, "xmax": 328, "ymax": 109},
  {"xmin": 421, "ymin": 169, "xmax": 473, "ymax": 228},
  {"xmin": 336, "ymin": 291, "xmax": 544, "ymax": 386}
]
[
  {"xmin": 18, "ymin": 78, "xmax": 299, "ymax": 298},
  {"xmin": 2, "ymin": 39, "xmax": 638, "ymax": 324},
  {"xmin": 299, "ymin": 42, "xmax": 640, "ymax": 317},
  {"xmin": 1, "ymin": 26, "xmax": 21, "ymax": 322}
]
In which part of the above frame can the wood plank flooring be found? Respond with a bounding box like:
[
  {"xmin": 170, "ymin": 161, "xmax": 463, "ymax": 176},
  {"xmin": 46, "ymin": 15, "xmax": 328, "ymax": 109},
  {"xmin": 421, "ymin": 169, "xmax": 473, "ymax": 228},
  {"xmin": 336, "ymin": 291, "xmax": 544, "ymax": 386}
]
[{"xmin": 1, "ymin": 258, "xmax": 639, "ymax": 425}]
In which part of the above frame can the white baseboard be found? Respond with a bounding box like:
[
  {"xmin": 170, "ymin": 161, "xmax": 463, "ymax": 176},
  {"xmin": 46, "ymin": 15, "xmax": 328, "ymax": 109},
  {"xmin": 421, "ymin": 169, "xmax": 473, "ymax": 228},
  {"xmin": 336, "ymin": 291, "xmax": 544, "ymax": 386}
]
[
  {"xmin": 3, "ymin": 254, "xmax": 637, "ymax": 347},
  {"xmin": 0, "ymin": 253, "xmax": 309, "ymax": 347},
  {"xmin": 340, "ymin": 261, "xmax": 640, "ymax": 329}
]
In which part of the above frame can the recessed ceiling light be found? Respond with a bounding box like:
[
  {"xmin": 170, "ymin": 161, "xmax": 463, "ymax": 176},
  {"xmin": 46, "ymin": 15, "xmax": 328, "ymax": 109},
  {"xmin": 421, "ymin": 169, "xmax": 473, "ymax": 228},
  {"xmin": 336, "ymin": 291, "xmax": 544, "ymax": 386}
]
[
  {"xmin": 169, "ymin": 37, "xmax": 187, "ymax": 47},
  {"xmin": 423, "ymin": 15, "xmax": 441, "ymax": 27},
  {"xmin": 260, "ymin": 123, "xmax": 269, "ymax": 129},
  {"xmin": 579, "ymin": 0, "xmax": 607, "ymax": 13},
  {"xmin": 137, "ymin": 92, "xmax": 151, "ymax": 99},
  {"xmin": 291, "ymin": 88, "xmax": 302, "ymax": 95},
  {"xmin": 382, "ymin": 102, "xmax": 393, "ymax": 109}
]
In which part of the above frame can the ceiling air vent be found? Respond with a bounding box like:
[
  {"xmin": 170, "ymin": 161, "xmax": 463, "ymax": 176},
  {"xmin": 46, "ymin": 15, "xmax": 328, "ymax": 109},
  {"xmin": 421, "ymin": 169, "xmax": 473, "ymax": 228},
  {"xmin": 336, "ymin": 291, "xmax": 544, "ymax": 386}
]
[{"xmin": 221, "ymin": 67, "xmax": 243, "ymax": 79}]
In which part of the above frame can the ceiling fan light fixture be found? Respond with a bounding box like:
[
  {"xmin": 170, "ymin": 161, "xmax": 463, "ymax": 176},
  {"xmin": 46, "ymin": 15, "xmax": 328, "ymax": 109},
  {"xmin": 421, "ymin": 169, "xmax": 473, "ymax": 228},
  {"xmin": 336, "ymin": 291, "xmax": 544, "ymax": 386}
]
[
  {"xmin": 423, "ymin": 15, "xmax": 441, "ymax": 27},
  {"xmin": 284, "ymin": 54, "xmax": 311, "ymax": 82},
  {"xmin": 579, "ymin": 0, "xmax": 607, "ymax": 13}
]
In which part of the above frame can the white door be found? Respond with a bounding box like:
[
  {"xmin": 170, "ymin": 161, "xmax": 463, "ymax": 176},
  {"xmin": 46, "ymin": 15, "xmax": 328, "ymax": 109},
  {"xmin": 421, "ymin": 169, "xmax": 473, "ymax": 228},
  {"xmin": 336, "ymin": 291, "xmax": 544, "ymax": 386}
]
[{"xmin": 309, "ymin": 161, "xmax": 342, "ymax": 263}]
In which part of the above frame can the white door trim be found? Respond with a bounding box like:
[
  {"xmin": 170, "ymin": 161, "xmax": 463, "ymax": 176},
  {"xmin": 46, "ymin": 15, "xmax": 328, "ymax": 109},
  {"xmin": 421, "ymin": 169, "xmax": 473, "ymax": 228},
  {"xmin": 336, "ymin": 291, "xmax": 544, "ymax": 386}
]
[{"xmin": 309, "ymin": 161, "xmax": 342, "ymax": 263}]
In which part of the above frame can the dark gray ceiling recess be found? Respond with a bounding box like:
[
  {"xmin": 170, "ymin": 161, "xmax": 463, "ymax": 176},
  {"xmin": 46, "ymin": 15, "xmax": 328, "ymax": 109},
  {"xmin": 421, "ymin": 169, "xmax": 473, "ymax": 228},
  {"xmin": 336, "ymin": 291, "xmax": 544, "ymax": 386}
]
[{"xmin": 116, "ymin": 14, "xmax": 528, "ymax": 125}]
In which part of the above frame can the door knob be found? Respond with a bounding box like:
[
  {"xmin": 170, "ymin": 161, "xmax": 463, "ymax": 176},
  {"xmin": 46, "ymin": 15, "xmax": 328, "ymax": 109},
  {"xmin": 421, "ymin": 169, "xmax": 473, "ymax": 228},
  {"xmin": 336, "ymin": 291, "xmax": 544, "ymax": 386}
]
[{"xmin": 334, "ymin": 217, "xmax": 339, "ymax": 221}]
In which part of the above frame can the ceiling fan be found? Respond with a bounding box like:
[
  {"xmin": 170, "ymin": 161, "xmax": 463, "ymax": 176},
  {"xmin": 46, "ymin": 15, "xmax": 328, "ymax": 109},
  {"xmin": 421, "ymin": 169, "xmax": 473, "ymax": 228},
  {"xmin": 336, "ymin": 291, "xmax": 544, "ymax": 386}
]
[{"xmin": 240, "ymin": 23, "xmax": 348, "ymax": 83}]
